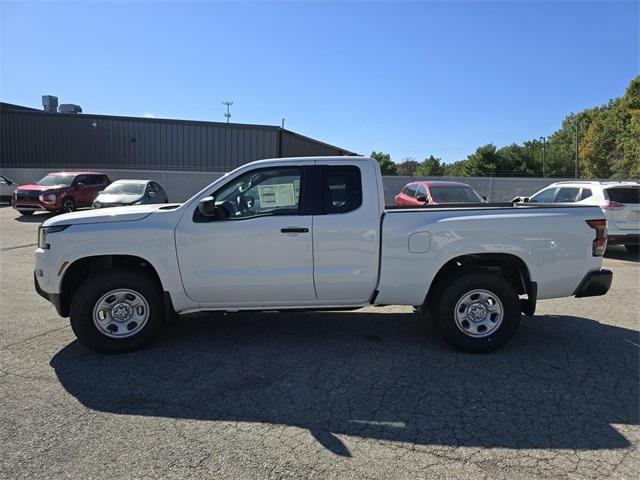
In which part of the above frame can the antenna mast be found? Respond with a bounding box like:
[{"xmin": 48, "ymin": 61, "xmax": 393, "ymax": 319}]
[{"xmin": 222, "ymin": 101, "xmax": 233, "ymax": 123}]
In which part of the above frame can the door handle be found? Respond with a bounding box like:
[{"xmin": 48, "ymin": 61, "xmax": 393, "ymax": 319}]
[{"xmin": 281, "ymin": 227, "xmax": 309, "ymax": 233}]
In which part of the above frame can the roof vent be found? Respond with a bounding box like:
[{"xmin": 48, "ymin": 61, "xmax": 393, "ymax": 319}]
[
  {"xmin": 42, "ymin": 95, "xmax": 58, "ymax": 112},
  {"xmin": 58, "ymin": 104, "xmax": 82, "ymax": 114}
]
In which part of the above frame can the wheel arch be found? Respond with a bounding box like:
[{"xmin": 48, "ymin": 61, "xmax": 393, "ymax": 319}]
[
  {"xmin": 423, "ymin": 253, "xmax": 536, "ymax": 314},
  {"xmin": 59, "ymin": 254, "xmax": 164, "ymax": 317}
]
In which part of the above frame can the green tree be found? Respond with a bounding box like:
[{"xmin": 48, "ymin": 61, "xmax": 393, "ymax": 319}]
[
  {"xmin": 611, "ymin": 76, "xmax": 640, "ymax": 177},
  {"xmin": 370, "ymin": 151, "xmax": 397, "ymax": 175},
  {"xmin": 443, "ymin": 160, "xmax": 467, "ymax": 176},
  {"xmin": 415, "ymin": 155, "xmax": 445, "ymax": 176},
  {"xmin": 396, "ymin": 158, "xmax": 419, "ymax": 176},
  {"xmin": 463, "ymin": 144, "xmax": 501, "ymax": 176}
]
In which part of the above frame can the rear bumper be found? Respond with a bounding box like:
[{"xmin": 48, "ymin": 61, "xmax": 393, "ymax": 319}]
[
  {"xmin": 34, "ymin": 272, "xmax": 66, "ymax": 317},
  {"xmin": 573, "ymin": 269, "xmax": 613, "ymax": 298},
  {"xmin": 608, "ymin": 233, "xmax": 640, "ymax": 246}
]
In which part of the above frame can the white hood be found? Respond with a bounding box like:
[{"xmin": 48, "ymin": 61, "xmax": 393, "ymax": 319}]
[{"xmin": 42, "ymin": 204, "xmax": 169, "ymax": 227}]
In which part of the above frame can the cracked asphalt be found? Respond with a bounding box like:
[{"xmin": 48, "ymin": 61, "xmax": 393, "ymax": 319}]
[{"xmin": 1, "ymin": 205, "xmax": 638, "ymax": 479}]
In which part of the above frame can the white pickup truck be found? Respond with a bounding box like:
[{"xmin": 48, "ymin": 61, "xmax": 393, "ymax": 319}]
[{"xmin": 35, "ymin": 156, "xmax": 612, "ymax": 354}]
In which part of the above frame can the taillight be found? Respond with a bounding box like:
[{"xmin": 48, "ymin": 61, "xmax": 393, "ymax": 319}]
[
  {"xmin": 586, "ymin": 219, "xmax": 607, "ymax": 256},
  {"xmin": 600, "ymin": 200, "xmax": 624, "ymax": 211}
]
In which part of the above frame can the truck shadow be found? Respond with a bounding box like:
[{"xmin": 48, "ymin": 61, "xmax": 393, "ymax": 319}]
[
  {"xmin": 13, "ymin": 212, "xmax": 56, "ymax": 223},
  {"xmin": 605, "ymin": 245, "xmax": 639, "ymax": 263},
  {"xmin": 50, "ymin": 311, "xmax": 639, "ymax": 456}
]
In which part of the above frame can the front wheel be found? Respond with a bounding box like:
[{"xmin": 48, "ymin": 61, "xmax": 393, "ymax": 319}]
[
  {"xmin": 625, "ymin": 244, "xmax": 639, "ymax": 255},
  {"xmin": 70, "ymin": 270, "xmax": 165, "ymax": 353},
  {"xmin": 432, "ymin": 271, "xmax": 521, "ymax": 353},
  {"xmin": 60, "ymin": 197, "xmax": 75, "ymax": 213}
]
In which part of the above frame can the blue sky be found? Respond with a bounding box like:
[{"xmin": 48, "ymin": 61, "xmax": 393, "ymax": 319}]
[{"xmin": 1, "ymin": 1, "xmax": 638, "ymax": 163}]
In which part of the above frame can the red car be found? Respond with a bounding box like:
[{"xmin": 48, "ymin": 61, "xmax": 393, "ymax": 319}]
[
  {"xmin": 395, "ymin": 181, "xmax": 485, "ymax": 206},
  {"xmin": 12, "ymin": 172, "xmax": 111, "ymax": 216}
]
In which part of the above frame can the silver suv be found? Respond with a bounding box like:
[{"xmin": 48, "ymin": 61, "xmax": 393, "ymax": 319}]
[{"xmin": 521, "ymin": 181, "xmax": 640, "ymax": 254}]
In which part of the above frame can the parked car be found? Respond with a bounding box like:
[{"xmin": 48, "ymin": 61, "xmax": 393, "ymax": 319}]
[
  {"xmin": 513, "ymin": 181, "xmax": 639, "ymax": 254},
  {"xmin": 0, "ymin": 174, "xmax": 16, "ymax": 201},
  {"xmin": 93, "ymin": 180, "xmax": 168, "ymax": 209},
  {"xmin": 395, "ymin": 181, "xmax": 485, "ymax": 206},
  {"xmin": 12, "ymin": 172, "xmax": 111, "ymax": 215},
  {"xmin": 35, "ymin": 156, "xmax": 611, "ymax": 354}
]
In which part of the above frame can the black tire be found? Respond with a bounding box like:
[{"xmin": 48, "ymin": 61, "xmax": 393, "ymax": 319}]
[
  {"xmin": 60, "ymin": 197, "xmax": 75, "ymax": 213},
  {"xmin": 69, "ymin": 269, "xmax": 165, "ymax": 353},
  {"xmin": 18, "ymin": 210, "xmax": 34, "ymax": 216},
  {"xmin": 432, "ymin": 271, "xmax": 521, "ymax": 353},
  {"xmin": 625, "ymin": 244, "xmax": 639, "ymax": 255}
]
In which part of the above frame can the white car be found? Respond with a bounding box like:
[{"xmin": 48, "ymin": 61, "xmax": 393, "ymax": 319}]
[
  {"xmin": 520, "ymin": 181, "xmax": 640, "ymax": 254},
  {"xmin": 0, "ymin": 174, "xmax": 16, "ymax": 201},
  {"xmin": 34, "ymin": 156, "xmax": 612, "ymax": 354}
]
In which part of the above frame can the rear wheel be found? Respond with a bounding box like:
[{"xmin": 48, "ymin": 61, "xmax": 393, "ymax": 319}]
[
  {"xmin": 18, "ymin": 210, "xmax": 34, "ymax": 216},
  {"xmin": 432, "ymin": 271, "xmax": 521, "ymax": 353},
  {"xmin": 625, "ymin": 244, "xmax": 639, "ymax": 255},
  {"xmin": 70, "ymin": 270, "xmax": 165, "ymax": 353}
]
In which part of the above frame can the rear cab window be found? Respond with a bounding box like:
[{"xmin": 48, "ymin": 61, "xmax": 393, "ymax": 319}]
[{"xmin": 322, "ymin": 165, "xmax": 362, "ymax": 214}]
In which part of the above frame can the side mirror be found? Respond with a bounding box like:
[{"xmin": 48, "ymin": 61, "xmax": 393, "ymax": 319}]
[
  {"xmin": 416, "ymin": 195, "xmax": 428, "ymax": 203},
  {"xmin": 7, "ymin": 179, "xmax": 13, "ymax": 185},
  {"xmin": 481, "ymin": 195, "xmax": 487, "ymax": 202},
  {"xmin": 198, "ymin": 196, "xmax": 217, "ymax": 217},
  {"xmin": 76, "ymin": 182, "xmax": 85, "ymax": 189},
  {"xmin": 148, "ymin": 191, "xmax": 156, "ymax": 198},
  {"xmin": 511, "ymin": 196, "xmax": 530, "ymax": 203}
]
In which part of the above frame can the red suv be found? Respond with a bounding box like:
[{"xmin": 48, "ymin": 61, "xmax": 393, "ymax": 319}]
[
  {"xmin": 395, "ymin": 181, "xmax": 485, "ymax": 206},
  {"xmin": 12, "ymin": 172, "xmax": 111, "ymax": 216}
]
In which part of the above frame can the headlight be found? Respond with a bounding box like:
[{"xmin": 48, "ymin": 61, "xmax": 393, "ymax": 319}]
[
  {"xmin": 38, "ymin": 225, "xmax": 69, "ymax": 249},
  {"xmin": 39, "ymin": 192, "xmax": 57, "ymax": 204}
]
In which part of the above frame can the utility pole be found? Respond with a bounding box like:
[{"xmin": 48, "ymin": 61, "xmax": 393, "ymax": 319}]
[
  {"xmin": 281, "ymin": 118, "xmax": 285, "ymax": 129},
  {"xmin": 222, "ymin": 101, "xmax": 233, "ymax": 123},
  {"xmin": 575, "ymin": 119, "xmax": 580, "ymax": 179},
  {"xmin": 539, "ymin": 136, "xmax": 546, "ymax": 178}
]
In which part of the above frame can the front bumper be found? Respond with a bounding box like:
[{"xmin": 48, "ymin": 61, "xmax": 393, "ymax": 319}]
[
  {"xmin": 34, "ymin": 272, "xmax": 66, "ymax": 316},
  {"xmin": 13, "ymin": 201, "xmax": 58, "ymax": 212},
  {"xmin": 573, "ymin": 269, "xmax": 613, "ymax": 298},
  {"xmin": 608, "ymin": 233, "xmax": 640, "ymax": 246}
]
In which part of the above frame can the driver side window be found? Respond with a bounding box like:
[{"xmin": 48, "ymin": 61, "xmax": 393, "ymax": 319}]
[{"xmin": 212, "ymin": 167, "xmax": 302, "ymax": 220}]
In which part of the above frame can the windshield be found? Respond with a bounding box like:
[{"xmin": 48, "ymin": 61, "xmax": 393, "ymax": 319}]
[
  {"xmin": 104, "ymin": 182, "xmax": 146, "ymax": 195},
  {"xmin": 430, "ymin": 186, "xmax": 483, "ymax": 203},
  {"xmin": 37, "ymin": 174, "xmax": 75, "ymax": 186}
]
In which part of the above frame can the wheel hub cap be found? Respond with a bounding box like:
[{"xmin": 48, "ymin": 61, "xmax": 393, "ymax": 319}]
[
  {"xmin": 111, "ymin": 303, "xmax": 133, "ymax": 322},
  {"xmin": 454, "ymin": 289, "xmax": 505, "ymax": 338},
  {"xmin": 468, "ymin": 303, "xmax": 487, "ymax": 321},
  {"xmin": 93, "ymin": 288, "xmax": 150, "ymax": 339}
]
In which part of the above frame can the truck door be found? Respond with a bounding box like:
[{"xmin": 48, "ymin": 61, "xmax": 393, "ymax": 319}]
[
  {"xmin": 312, "ymin": 164, "xmax": 381, "ymax": 302},
  {"xmin": 175, "ymin": 165, "xmax": 316, "ymax": 306}
]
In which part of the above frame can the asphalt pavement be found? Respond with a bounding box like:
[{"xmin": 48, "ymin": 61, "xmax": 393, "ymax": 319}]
[{"xmin": 1, "ymin": 204, "xmax": 638, "ymax": 479}]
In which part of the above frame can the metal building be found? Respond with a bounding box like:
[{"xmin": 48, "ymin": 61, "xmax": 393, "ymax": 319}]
[{"xmin": 0, "ymin": 101, "xmax": 353, "ymax": 172}]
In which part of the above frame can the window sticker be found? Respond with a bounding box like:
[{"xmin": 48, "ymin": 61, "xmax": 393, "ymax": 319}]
[
  {"xmin": 258, "ymin": 183, "xmax": 296, "ymax": 208},
  {"xmin": 293, "ymin": 179, "xmax": 300, "ymax": 201}
]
